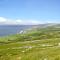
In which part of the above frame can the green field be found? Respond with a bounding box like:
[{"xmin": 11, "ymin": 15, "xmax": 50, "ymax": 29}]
[{"xmin": 0, "ymin": 26, "xmax": 60, "ymax": 60}]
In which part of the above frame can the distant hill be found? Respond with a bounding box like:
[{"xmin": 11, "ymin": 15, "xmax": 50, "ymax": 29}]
[{"xmin": 0, "ymin": 23, "xmax": 60, "ymax": 36}]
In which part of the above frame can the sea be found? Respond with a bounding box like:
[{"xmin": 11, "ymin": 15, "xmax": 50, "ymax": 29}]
[{"xmin": 0, "ymin": 25, "xmax": 32, "ymax": 36}]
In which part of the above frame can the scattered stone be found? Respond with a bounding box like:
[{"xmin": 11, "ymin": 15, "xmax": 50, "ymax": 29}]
[
  {"xmin": 58, "ymin": 43, "xmax": 60, "ymax": 46},
  {"xmin": 44, "ymin": 58, "xmax": 47, "ymax": 60},
  {"xmin": 42, "ymin": 44, "xmax": 52, "ymax": 47},
  {"xmin": 17, "ymin": 57, "xmax": 21, "ymax": 60},
  {"xmin": 22, "ymin": 51, "xmax": 25, "ymax": 53}
]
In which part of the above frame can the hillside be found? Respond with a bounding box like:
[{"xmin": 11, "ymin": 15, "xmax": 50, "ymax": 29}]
[{"xmin": 0, "ymin": 24, "xmax": 60, "ymax": 60}]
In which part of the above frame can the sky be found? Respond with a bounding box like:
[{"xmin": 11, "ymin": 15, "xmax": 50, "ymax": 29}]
[{"xmin": 0, "ymin": 0, "xmax": 60, "ymax": 25}]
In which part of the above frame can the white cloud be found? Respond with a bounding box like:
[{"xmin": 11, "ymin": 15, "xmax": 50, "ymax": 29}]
[
  {"xmin": 16, "ymin": 20, "xmax": 22, "ymax": 23},
  {"xmin": 0, "ymin": 17, "xmax": 6, "ymax": 22},
  {"xmin": 0, "ymin": 17, "xmax": 41, "ymax": 25},
  {"xmin": 0, "ymin": 17, "xmax": 59, "ymax": 25}
]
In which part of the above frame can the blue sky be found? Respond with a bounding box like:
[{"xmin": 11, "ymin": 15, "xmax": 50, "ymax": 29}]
[{"xmin": 0, "ymin": 0, "xmax": 60, "ymax": 25}]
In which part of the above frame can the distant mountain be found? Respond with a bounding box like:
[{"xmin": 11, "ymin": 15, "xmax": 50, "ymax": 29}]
[{"xmin": 20, "ymin": 23, "xmax": 60, "ymax": 34}]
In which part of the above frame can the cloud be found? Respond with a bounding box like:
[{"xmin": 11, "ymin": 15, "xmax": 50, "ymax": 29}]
[
  {"xmin": 0, "ymin": 17, "xmax": 6, "ymax": 22},
  {"xmin": 0, "ymin": 17, "xmax": 59, "ymax": 25},
  {"xmin": 0, "ymin": 17, "xmax": 41, "ymax": 25}
]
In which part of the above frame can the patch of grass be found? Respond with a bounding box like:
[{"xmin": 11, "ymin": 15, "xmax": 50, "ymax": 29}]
[{"xmin": 0, "ymin": 27, "xmax": 60, "ymax": 60}]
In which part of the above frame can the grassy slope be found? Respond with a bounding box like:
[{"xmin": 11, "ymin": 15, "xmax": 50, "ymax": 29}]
[{"xmin": 0, "ymin": 26, "xmax": 60, "ymax": 60}]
